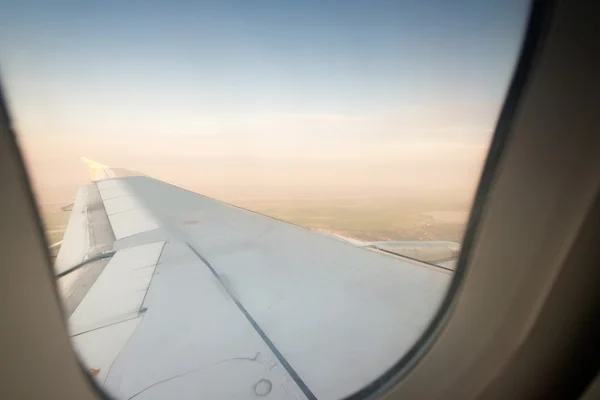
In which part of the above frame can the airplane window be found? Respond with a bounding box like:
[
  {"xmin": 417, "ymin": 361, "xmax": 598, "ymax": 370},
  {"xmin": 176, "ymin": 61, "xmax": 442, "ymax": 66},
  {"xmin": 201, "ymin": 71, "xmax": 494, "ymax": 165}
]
[{"xmin": 0, "ymin": 0, "xmax": 530, "ymax": 398}]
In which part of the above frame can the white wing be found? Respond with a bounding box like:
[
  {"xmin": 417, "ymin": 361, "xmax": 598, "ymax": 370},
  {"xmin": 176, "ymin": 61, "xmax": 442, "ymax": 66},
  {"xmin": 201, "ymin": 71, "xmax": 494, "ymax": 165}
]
[{"xmin": 55, "ymin": 159, "xmax": 452, "ymax": 400}]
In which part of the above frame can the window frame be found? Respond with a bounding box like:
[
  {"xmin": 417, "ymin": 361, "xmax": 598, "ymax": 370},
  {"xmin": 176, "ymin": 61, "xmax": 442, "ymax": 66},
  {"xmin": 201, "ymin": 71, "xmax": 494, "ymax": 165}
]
[{"xmin": 2, "ymin": 0, "xmax": 600, "ymax": 399}]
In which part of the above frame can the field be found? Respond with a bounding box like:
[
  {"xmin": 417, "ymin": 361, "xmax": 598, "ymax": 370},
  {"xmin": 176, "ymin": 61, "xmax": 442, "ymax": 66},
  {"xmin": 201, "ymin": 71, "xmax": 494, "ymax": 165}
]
[{"xmin": 207, "ymin": 191, "xmax": 471, "ymax": 243}]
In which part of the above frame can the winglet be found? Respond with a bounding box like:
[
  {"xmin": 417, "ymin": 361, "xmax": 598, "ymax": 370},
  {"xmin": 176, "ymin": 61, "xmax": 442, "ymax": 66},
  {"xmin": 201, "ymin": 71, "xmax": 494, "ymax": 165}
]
[
  {"xmin": 81, "ymin": 157, "xmax": 108, "ymax": 169},
  {"xmin": 81, "ymin": 157, "xmax": 111, "ymax": 181}
]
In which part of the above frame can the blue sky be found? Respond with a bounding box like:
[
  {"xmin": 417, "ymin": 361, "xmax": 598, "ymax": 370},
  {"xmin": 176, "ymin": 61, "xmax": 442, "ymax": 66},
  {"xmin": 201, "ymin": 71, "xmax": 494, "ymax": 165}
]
[{"xmin": 0, "ymin": 0, "xmax": 530, "ymax": 196}]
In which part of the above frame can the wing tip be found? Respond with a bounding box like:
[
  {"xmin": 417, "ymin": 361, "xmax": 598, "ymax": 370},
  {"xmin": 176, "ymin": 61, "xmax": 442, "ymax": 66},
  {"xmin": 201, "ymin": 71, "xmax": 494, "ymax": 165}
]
[
  {"xmin": 81, "ymin": 157, "xmax": 112, "ymax": 181},
  {"xmin": 81, "ymin": 157, "xmax": 108, "ymax": 169}
]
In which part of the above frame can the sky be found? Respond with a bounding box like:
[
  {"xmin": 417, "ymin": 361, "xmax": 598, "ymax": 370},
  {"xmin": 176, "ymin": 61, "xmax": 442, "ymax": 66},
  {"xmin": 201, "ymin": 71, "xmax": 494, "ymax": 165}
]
[{"xmin": 0, "ymin": 0, "xmax": 530, "ymax": 202}]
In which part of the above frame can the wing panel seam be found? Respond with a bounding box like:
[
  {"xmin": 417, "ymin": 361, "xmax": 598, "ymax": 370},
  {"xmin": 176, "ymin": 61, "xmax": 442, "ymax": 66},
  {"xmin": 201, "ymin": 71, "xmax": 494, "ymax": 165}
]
[{"xmin": 185, "ymin": 243, "xmax": 318, "ymax": 400}]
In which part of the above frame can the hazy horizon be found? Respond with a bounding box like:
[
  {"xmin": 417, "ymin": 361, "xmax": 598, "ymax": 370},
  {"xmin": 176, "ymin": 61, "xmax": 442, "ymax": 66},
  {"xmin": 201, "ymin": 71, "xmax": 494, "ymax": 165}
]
[{"xmin": 0, "ymin": 0, "xmax": 529, "ymax": 243}]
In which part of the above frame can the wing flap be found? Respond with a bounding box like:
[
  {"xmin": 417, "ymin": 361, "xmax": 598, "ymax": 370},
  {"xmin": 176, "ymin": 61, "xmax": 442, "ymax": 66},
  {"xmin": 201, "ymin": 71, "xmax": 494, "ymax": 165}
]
[
  {"xmin": 71, "ymin": 318, "xmax": 142, "ymax": 384},
  {"xmin": 69, "ymin": 241, "xmax": 165, "ymax": 335}
]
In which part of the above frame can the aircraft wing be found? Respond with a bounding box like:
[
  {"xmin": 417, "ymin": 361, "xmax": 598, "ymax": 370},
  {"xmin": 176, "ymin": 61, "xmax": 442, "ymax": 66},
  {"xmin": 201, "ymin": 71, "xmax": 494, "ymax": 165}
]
[{"xmin": 54, "ymin": 159, "xmax": 453, "ymax": 400}]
